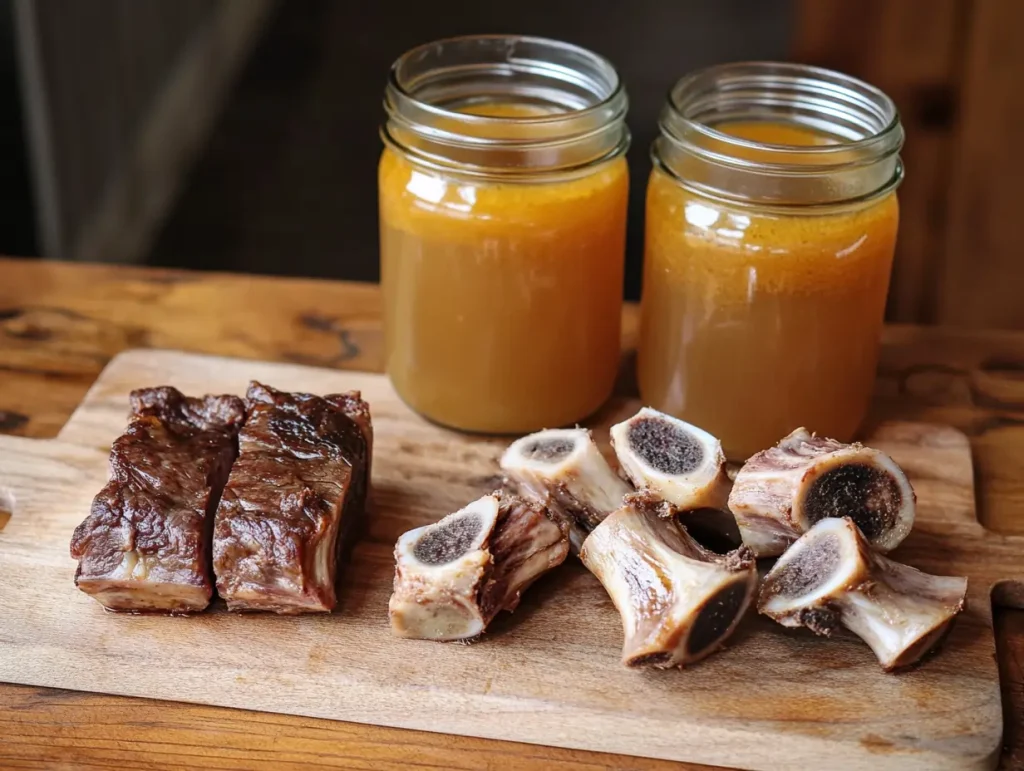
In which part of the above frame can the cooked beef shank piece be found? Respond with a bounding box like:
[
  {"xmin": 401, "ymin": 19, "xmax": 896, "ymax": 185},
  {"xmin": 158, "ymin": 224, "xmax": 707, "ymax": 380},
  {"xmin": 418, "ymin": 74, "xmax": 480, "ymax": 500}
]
[
  {"xmin": 389, "ymin": 492, "xmax": 569, "ymax": 641},
  {"xmin": 610, "ymin": 407, "xmax": 731, "ymax": 513},
  {"xmin": 70, "ymin": 387, "xmax": 245, "ymax": 613},
  {"xmin": 580, "ymin": 493, "xmax": 757, "ymax": 669},
  {"xmin": 728, "ymin": 428, "xmax": 916, "ymax": 557},
  {"xmin": 759, "ymin": 517, "xmax": 967, "ymax": 670},
  {"xmin": 500, "ymin": 428, "xmax": 631, "ymax": 553},
  {"xmin": 212, "ymin": 382, "xmax": 372, "ymax": 614}
]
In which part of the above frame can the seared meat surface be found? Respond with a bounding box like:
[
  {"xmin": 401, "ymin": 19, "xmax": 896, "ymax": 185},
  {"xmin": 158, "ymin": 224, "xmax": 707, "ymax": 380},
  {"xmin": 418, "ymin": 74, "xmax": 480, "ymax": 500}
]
[
  {"xmin": 70, "ymin": 387, "xmax": 245, "ymax": 613},
  {"xmin": 212, "ymin": 382, "xmax": 372, "ymax": 613}
]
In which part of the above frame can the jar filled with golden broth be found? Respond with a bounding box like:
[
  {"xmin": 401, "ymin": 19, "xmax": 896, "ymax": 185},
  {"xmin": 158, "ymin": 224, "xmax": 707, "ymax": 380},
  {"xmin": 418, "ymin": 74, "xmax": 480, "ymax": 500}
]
[
  {"xmin": 640, "ymin": 63, "xmax": 904, "ymax": 460},
  {"xmin": 379, "ymin": 35, "xmax": 630, "ymax": 433}
]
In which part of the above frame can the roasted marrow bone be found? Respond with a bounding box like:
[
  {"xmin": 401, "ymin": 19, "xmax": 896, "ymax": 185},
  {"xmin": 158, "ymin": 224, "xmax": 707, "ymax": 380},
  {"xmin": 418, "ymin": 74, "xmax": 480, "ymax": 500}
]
[
  {"xmin": 389, "ymin": 492, "xmax": 569, "ymax": 641},
  {"xmin": 759, "ymin": 517, "xmax": 967, "ymax": 671},
  {"xmin": 728, "ymin": 428, "xmax": 915, "ymax": 557},
  {"xmin": 212, "ymin": 382, "xmax": 372, "ymax": 614},
  {"xmin": 610, "ymin": 407, "xmax": 730, "ymax": 512},
  {"xmin": 580, "ymin": 494, "xmax": 757, "ymax": 668},
  {"xmin": 501, "ymin": 428, "xmax": 630, "ymax": 552},
  {"xmin": 70, "ymin": 387, "xmax": 246, "ymax": 613}
]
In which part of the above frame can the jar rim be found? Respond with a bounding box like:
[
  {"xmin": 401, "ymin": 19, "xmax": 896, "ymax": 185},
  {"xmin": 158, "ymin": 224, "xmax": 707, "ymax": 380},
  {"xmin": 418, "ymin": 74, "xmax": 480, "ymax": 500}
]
[
  {"xmin": 383, "ymin": 34, "xmax": 630, "ymax": 176},
  {"xmin": 665, "ymin": 61, "xmax": 902, "ymax": 165},
  {"xmin": 388, "ymin": 34, "xmax": 626, "ymax": 130},
  {"xmin": 654, "ymin": 61, "xmax": 905, "ymax": 207}
]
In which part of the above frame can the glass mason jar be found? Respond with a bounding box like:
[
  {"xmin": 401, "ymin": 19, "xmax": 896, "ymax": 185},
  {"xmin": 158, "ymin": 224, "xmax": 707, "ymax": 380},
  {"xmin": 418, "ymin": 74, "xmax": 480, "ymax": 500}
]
[
  {"xmin": 639, "ymin": 62, "xmax": 904, "ymax": 460},
  {"xmin": 379, "ymin": 35, "xmax": 630, "ymax": 434}
]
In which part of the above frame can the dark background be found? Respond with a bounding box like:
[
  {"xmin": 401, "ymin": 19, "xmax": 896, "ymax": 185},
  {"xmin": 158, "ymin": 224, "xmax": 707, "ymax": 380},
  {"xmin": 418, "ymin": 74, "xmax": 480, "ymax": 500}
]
[
  {"xmin": 146, "ymin": 0, "xmax": 791, "ymax": 300},
  {"xmin": 2, "ymin": 1, "xmax": 1022, "ymax": 328},
  {"xmin": 0, "ymin": 0, "xmax": 35, "ymax": 257}
]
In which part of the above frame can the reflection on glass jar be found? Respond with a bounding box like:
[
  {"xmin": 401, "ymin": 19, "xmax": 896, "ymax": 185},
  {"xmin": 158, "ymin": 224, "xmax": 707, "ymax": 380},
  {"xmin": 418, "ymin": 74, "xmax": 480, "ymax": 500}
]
[
  {"xmin": 379, "ymin": 36, "xmax": 630, "ymax": 434},
  {"xmin": 639, "ymin": 64, "xmax": 904, "ymax": 460}
]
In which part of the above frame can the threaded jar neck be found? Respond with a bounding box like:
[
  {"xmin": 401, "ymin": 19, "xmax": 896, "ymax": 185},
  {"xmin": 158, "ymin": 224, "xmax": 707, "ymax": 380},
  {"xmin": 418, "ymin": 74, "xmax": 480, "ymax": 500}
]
[
  {"xmin": 382, "ymin": 35, "xmax": 629, "ymax": 179},
  {"xmin": 653, "ymin": 62, "xmax": 904, "ymax": 210}
]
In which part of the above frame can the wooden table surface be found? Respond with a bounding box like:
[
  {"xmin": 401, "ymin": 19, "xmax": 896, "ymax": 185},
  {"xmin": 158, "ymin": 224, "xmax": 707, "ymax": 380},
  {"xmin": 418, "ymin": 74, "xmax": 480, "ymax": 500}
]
[{"xmin": 0, "ymin": 256, "xmax": 1021, "ymax": 770}]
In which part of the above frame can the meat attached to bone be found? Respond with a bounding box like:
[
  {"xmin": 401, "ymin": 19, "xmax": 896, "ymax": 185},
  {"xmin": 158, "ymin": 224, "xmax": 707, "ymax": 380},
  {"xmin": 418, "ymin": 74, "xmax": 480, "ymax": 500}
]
[
  {"xmin": 70, "ymin": 387, "xmax": 246, "ymax": 613},
  {"xmin": 758, "ymin": 517, "xmax": 968, "ymax": 670},
  {"xmin": 580, "ymin": 493, "xmax": 757, "ymax": 668},
  {"xmin": 610, "ymin": 407, "xmax": 731, "ymax": 513},
  {"xmin": 212, "ymin": 382, "xmax": 372, "ymax": 614},
  {"xmin": 500, "ymin": 428, "xmax": 631, "ymax": 552},
  {"xmin": 728, "ymin": 428, "xmax": 916, "ymax": 557},
  {"xmin": 389, "ymin": 492, "xmax": 569, "ymax": 641}
]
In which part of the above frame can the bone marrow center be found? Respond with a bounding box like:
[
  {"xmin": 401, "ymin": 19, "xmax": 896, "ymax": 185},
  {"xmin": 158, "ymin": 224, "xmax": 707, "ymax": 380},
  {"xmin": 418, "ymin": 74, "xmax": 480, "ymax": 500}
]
[
  {"xmin": 687, "ymin": 580, "xmax": 749, "ymax": 657},
  {"xmin": 522, "ymin": 438, "xmax": 575, "ymax": 463},
  {"xmin": 803, "ymin": 463, "xmax": 902, "ymax": 540},
  {"xmin": 627, "ymin": 417, "xmax": 702, "ymax": 475},
  {"xmin": 413, "ymin": 513, "xmax": 483, "ymax": 565},
  {"xmin": 771, "ymin": 533, "xmax": 841, "ymax": 600}
]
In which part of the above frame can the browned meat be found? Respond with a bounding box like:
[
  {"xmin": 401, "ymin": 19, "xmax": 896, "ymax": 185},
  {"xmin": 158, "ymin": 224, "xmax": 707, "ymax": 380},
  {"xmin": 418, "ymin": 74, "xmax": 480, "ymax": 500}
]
[
  {"xmin": 212, "ymin": 382, "xmax": 372, "ymax": 613},
  {"xmin": 70, "ymin": 387, "xmax": 246, "ymax": 613}
]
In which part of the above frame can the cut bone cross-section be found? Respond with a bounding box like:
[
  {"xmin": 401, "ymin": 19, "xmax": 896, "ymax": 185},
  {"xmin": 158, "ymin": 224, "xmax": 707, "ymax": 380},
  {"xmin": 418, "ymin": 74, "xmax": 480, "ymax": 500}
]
[
  {"xmin": 580, "ymin": 493, "xmax": 757, "ymax": 668},
  {"xmin": 758, "ymin": 517, "xmax": 968, "ymax": 671},
  {"xmin": 610, "ymin": 407, "xmax": 730, "ymax": 513},
  {"xmin": 389, "ymin": 492, "xmax": 569, "ymax": 641},
  {"xmin": 728, "ymin": 428, "xmax": 916, "ymax": 557},
  {"xmin": 501, "ymin": 428, "xmax": 631, "ymax": 553}
]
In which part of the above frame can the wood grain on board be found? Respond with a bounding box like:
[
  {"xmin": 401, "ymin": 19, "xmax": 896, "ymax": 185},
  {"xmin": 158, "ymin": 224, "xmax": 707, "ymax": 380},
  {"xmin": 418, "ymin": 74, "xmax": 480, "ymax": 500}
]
[
  {"xmin": 0, "ymin": 349, "xmax": 1019, "ymax": 770},
  {"xmin": 2, "ymin": 258, "xmax": 1024, "ymax": 769}
]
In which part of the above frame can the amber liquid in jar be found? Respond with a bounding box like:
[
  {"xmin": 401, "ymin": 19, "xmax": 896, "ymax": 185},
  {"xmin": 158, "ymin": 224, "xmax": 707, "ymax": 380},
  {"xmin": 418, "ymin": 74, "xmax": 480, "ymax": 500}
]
[
  {"xmin": 640, "ymin": 120, "xmax": 899, "ymax": 460},
  {"xmin": 380, "ymin": 104, "xmax": 629, "ymax": 433}
]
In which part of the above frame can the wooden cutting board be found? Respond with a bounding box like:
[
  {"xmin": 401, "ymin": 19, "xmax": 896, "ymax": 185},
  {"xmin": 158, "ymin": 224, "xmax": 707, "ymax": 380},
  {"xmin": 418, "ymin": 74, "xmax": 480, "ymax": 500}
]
[{"xmin": 0, "ymin": 349, "xmax": 1021, "ymax": 771}]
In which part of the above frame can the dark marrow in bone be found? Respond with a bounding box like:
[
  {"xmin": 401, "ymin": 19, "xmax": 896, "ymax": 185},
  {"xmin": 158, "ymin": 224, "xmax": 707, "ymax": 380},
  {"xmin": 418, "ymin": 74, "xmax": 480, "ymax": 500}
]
[
  {"xmin": 627, "ymin": 416, "xmax": 703, "ymax": 475},
  {"xmin": 522, "ymin": 437, "xmax": 576, "ymax": 463},
  {"xmin": 768, "ymin": 533, "xmax": 842, "ymax": 600},
  {"xmin": 803, "ymin": 463, "xmax": 902, "ymax": 540},
  {"xmin": 687, "ymin": 580, "xmax": 751, "ymax": 657},
  {"xmin": 389, "ymin": 492, "xmax": 570, "ymax": 641},
  {"xmin": 728, "ymin": 428, "xmax": 916, "ymax": 557},
  {"xmin": 758, "ymin": 517, "xmax": 968, "ymax": 671},
  {"xmin": 413, "ymin": 513, "xmax": 483, "ymax": 565}
]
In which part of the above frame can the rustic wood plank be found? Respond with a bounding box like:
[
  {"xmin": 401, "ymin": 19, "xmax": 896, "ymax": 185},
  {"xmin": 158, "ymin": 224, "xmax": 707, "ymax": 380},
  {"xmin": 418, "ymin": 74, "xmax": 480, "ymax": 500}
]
[
  {"xmin": 0, "ymin": 257, "xmax": 1023, "ymax": 769},
  {"xmin": 791, "ymin": 0, "xmax": 966, "ymax": 324},
  {"xmin": 936, "ymin": 0, "xmax": 1024, "ymax": 328}
]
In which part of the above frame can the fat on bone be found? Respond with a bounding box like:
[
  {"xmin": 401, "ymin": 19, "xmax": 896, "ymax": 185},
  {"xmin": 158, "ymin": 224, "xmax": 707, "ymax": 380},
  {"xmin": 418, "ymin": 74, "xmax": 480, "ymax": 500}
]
[
  {"xmin": 389, "ymin": 492, "xmax": 569, "ymax": 641},
  {"xmin": 727, "ymin": 427, "xmax": 916, "ymax": 557},
  {"xmin": 500, "ymin": 428, "xmax": 631, "ymax": 553},
  {"xmin": 758, "ymin": 517, "xmax": 967, "ymax": 671},
  {"xmin": 610, "ymin": 407, "xmax": 731, "ymax": 512},
  {"xmin": 580, "ymin": 494, "xmax": 757, "ymax": 668}
]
